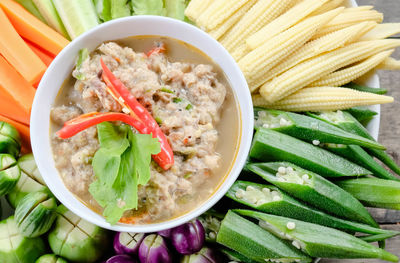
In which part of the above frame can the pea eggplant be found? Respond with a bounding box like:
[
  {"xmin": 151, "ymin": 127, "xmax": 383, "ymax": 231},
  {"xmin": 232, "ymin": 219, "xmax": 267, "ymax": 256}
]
[
  {"xmin": 254, "ymin": 108, "xmax": 383, "ymax": 149},
  {"xmin": 0, "ymin": 216, "xmax": 47, "ymax": 263},
  {"xmin": 15, "ymin": 189, "xmax": 57, "ymax": 237},
  {"xmin": 0, "ymin": 121, "xmax": 21, "ymax": 158},
  {"xmin": 309, "ymin": 110, "xmax": 400, "ymax": 176},
  {"xmin": 227, "ymin": 181, "xmax": 396, "ymax": 236},
  {"xmin": 216, "ymin": 211, "xmax": 312, "ymax": 263},
  {"xmin": 0, "ymin": 154, "xmax": 21, "ymax": 196},
  {"xmin": 250, "ymin": 128, "xmax": 371, "ymax": 177},
  {"xmin": 247, "ymin": 162, "xmax": 377, "ymax": 226},
  {"xmin": 236, "ymin": 210, "xmax": 398, "ymax": 262},
  {"xmin": 336, "ymin": 177, "xmax": 400, "ymax": 210},
  {"xmin": 48, "ymin": 205, "xmax": 109, "ymax": 263}
]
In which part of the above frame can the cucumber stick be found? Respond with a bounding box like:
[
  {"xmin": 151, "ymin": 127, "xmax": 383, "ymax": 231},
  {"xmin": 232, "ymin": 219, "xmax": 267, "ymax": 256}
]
[
  {"xmin": 33, "ymin": 0, "xmax": 69, "ymax": 39},
  {"xmin": 14, "ymin": 0, "xmax": 46, "ymax": 23},
  {"xmin": 52, "ymin": 0, "xmax": 99, "ymax": 39}
]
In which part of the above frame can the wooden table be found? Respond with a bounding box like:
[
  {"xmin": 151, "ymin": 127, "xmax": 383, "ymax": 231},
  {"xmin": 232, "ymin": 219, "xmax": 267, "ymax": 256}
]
[{"xmin": 322, "ymin": 1, "xmax": 400, "ymax": 262}]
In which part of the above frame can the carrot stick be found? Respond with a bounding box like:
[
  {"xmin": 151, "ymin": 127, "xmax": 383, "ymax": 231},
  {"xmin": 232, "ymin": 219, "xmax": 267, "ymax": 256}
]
[
  {"xmin": 25, "ymin": 39, "xmax": 54, "ymax": 67},
  {"xmin": 0, "ymin": 88, "xmax": 30, "ymax": 125},
  {"xmin": 0, "ymin": 0, "xmax": 69, "ymax": 56},
  {"xmin": 0, "ymin": 7, "xmax": 46, "ymax": 85},
  {"xmin": 0, "ymin": 55, "xmax": 36, "ymax": 116},
  {"xmin": 0, "ymin": 114, "xmax": 31, "ymax": 150}
]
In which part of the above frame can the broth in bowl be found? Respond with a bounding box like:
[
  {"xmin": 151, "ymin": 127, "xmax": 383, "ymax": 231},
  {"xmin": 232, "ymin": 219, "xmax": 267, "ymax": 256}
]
[{"xmin": 50, "ymin": 36, "xmax": 240, "ymax": 225}]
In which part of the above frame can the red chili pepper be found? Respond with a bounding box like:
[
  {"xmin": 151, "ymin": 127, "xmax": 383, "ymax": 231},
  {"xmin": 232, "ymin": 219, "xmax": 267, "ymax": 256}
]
[
  {"xmin": 56, "ymin": 112, "xmax": 149, "ymax": 139},
  {"xmin": 100, "ymin": 59, "xmax": 174, "ymax": 170},
  {"xmin": 146, "ymin": 42, "xmax": 166, "ymax": 57}
]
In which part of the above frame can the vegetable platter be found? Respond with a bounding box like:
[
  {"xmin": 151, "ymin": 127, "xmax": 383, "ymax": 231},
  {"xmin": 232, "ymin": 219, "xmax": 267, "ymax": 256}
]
[{"xmin": 1, "ymin": 0, "xmax": 400, "ymax": 262}]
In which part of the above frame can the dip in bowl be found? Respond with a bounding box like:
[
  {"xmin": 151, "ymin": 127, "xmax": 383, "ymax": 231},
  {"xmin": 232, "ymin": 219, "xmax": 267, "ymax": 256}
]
[{"xmin": 31, "ymin": 16, "xmax": 253, "ymax": 232}]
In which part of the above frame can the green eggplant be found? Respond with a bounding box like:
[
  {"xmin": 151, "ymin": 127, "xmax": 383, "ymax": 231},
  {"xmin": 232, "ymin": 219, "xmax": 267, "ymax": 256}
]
[
  {"xmin": 216, "ymin": 211, "xmax": 312, "ymax": 263},
  {"xmin": 0, "ymin": 216, "xmax": 47, "ymax": 263},
  {"xmin": 0, "ymin": 154, "xmax": 21, "ymax": 196},
  {"xmin": 247, "ymin": 162, "xmax": 377, "ymax": 227},
  {"xmin": 48, "ymin": 205, "xmax": 109, "ymax": 263},
  {"xmin": 35, "ymin": 254, "xmax": 68, "ymax": 263},
  {"xmin": 254, "ymin": 108, "xmax": 383, "ymax": 149},
  {"xmin": 227, "ymin": 180, "xmax": 395, "ymax": 235},
  {"xmin": 250, "ymin": 128, "xmax": 371, "ymax": 177},
  {"xmin": 236, "ymin": 210, "xmax": 398, "ymax": 262},
  {"xmin": 15, "ymin": 189, "xmax": 57, "ymax": 237},
  {"xmin": 0, "ymin": 122, "xmax": 21, "ymax": 158}
]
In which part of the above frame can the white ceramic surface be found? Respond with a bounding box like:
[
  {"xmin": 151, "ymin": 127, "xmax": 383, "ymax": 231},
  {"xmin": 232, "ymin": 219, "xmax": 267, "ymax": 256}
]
[{"xmin": 30, "ymin": 16, "xmax": 254, "ymax": 232}]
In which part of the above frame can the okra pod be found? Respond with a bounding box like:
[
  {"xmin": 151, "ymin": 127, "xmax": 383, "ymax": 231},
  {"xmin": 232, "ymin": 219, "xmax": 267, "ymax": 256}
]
[
  {"xmin": 336, "ymin": 177, "xmax": 400, "ymax": 210},
  {"xmin": 324, "ymin": 144, "xmax": 399, "ymax": 181},
  {"xmin": 216, "ymin": 211, "xmax": 312, "ymax": 263},
  {"xmin": 220, "ymin": 248, "xmax": 258, "ymax": 263},
  {"xmin": 346, "ymin": 106, "xmax": 377, "ymax": 124},
  {"xmin": 227, "ymin": 180, "xmax": 395, "ymax": 235},
  {"xmin": 309, "ymin": 110, "xmax": 400, "ymax": 176},
  {"xmin": 359, "ymin": 232, "xmax": 399, "ymax": 243},
  {"xmin": 247, "ymin": 162, "xmax": 378, "ymax": 227},
  {"xmin": 344, "ymin": 82, "xmax": 388, "ymax": 95},
  {"xmin": 250, "ymin": 128, "xmax": 371, "ymax": 177},
  {"xmin": 254, "ymin": 108, "xmax": 384, "ymax": 149},
  {"xmin": 236, "ymin": 210, "xmax": 398, "ymax": 262}
]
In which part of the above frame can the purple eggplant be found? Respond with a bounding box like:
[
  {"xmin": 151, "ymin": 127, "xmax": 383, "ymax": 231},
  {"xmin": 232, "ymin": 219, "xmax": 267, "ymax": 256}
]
[
  {"xmin": 106, "ymin": 254, "xmax": 137, "ymax": 263},
  {"xmin": 180, "ymin": 247, "xmax": 221, "ymax": 263},
  {"xmin": 114, "ymin": 232, "xmax": 145, "ymax": 255},
  {"xmin": 138, "ymin": 234, "xmax": 173, "ymax": 263},
  {"xmin": 170, "ymin": 220, "xmax": 205, "ymax": 255},
  {"xmin": 157, "ymin": 229, "xmax": 171, "ymax": 238}
]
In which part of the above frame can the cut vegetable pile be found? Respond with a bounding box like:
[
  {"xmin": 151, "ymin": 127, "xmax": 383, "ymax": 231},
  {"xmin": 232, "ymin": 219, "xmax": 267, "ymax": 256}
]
[{"xmin": 1, "ymin": 0, "xmax": 400, "ymax": 262}]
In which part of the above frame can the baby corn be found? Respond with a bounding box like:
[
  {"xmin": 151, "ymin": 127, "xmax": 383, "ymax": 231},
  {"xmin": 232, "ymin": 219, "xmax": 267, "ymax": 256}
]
[
  {"xmin": 246, "ymin": 0, "xmax": 330, "ymax": 50},
  {"xmin": 312, "ymin": 9, "xmax": 383, "ymax": 40},
  {"xmin": 309, "ymin": 0, "xmax": 344, "ymax": 16},
  {"xmin": 360, "ymin": 23, "xmax": 400, "ymax": 41},
  {"xmin": 260, "ymin": 39, "xmax": 400, "ymax": 103},
  {"xmin": 252, "ymin": 87, "xmax": 394, "ymax": 112},
  {"xmin": 256, "ymin": 22, "xmax": 373, "ymax": 89},
  {"xmin": 207, "ymin": 0, "xmax": 257, "ymax": 40},
  {"xmin": 184, "ymin": 0, "xmax": 213, "ymax": 22},
  {"xmin": 342, "ymin": 6, "xmax": 374, "ymax": 12},
  {"xmin": 310, "ymin": 50, "xmax": 393, "ymax": 87},
  {"xmin": 378, "ymin": 57, "xmax": 400, "ymax": 70},
  {"xmin": 196, "ymin": 0, "xmax": 249, "ymax": 31},
  {"xmin": 220, "ymin": 0, "xmax": 292, "ymax": 52},
  {"xmin": 240, "ymin": 8, "xmax": 342, "ymax": 91}
]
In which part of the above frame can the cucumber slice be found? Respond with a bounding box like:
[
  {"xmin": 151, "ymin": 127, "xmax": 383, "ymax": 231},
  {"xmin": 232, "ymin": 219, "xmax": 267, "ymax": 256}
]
[
  {"xmin": 52, "ymin": 0, "xmax": 99, "ymax": 39},
  {"xmin": 14, "ymin": 0, "xmax": 47, "ymax": 23},
  {"xmin": 32, "ymin": 0, "xmax": 70, "ymax": 39}
]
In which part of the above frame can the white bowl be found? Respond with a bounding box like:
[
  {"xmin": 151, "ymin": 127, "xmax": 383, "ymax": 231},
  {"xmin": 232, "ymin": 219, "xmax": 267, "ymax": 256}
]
[{"xmin": 30, "ymin": 16, "xmax": 254, "ymax": 232}]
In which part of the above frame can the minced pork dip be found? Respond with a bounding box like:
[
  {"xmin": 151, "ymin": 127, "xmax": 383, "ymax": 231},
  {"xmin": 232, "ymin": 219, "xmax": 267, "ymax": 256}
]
[{"xmin": 50, "ymin": 37, "xmax": 240, "ymax": 224}]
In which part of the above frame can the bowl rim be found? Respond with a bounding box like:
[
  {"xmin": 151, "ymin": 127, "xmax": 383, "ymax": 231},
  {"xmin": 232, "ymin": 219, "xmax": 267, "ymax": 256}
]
[{"xmin": 30, "ymin": 15, "xmax": 254, "ymax": 232}]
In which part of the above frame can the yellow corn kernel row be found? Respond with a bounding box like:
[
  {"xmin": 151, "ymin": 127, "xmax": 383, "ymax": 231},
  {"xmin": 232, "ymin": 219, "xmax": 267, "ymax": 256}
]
[
  {"xmin": 239, "ymin": 8, "xmax": 343, "ymax": 91},
  {"xmin": 220, "ymin": 0, "xmax": 293, "ymax": 52},
  {"xmin": 252, "ymin": 87, "xmax": 394, "ymax": 112},
  {"xmin": 253, "ymin": 21, "xmax": 374, "ymax": 90},
  {"xmin": 184, "ymin": 0, "xmax": 213, "ymax": 22},
  {"xmin": 378, "ymin": 57, "xmax": 400, "ymax": 70},
  {"xmin": 207, "ymin": 0, "xmax": 258, "ymax": 40},
  {"xmin": 309, "ymin": 0, "xmax": 344, "ymax": 16},
  {"xmin": 360, "ymin": 23, "xmax": 400, "ymax": 41},
  {"xmin": 312, "ymin": 9, "xmax": 383, "ymax": 40},
  {"xmin": 259, "ymin": 39, "xmax": 400, "ymax": 103},
  {"xmin": 246, "ymin": 0, "xmax": 330, "ymax": 50},
  {"xmin": 196, "ymin": 0, "xmax": 249, "ymax": 31},
  {"xmin": 310, "ymin": 50, "xmax": 394, "ymax": 87},
  {"xmin": 231, "ymin": 44, "xmax": 248, "ymax": 61}
]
